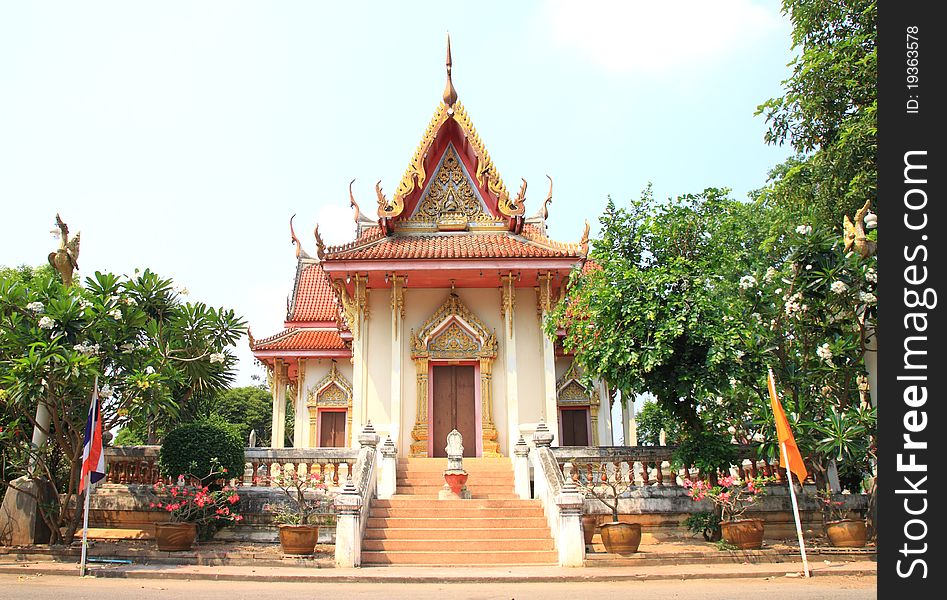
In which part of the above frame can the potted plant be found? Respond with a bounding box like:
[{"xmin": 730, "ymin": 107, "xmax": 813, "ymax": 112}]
[
  {"xmin": 572, "ymin": 462, "xmax": 641, "ymax": 554},
  {"xmin": 684, "ymin": 474, "xmax": 770, "ymax": 549},
  {"xmin": 683, "ymin": 511, "xmax": 722, "ymax": 542},
  {"xmin": 149, "ymin": 460, "xmax": 243, "ymax": 551},
  {"xmin": 816, "ymin": 486, "xmax": 866, "ymax": 547},
  {"xmin": 265, "ymin": 468, "xmax": 335, "ymax": 555}
]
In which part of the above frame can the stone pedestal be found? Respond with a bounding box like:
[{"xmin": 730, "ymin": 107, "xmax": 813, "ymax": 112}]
[
  {"xmin": 513, "ymin": 436, "xmax": 531, "ymax": 500},
  {"xmin": 334, "ymin": 479, "xmax": 362, "ymax": 568},
  {"xmin": 378, "ymin": 437, "xmax": 398, "ymax": 500},
  {"xmin": 0, "ymin": 477, "xmax": 53, "ymax": 546},
  {"xmin": 555, "ymin": 465, "xmax": 586, "ymax": 567},
  {"xmin": 439, "ymin": 429, "xmax": 471, "ymax": 499}
]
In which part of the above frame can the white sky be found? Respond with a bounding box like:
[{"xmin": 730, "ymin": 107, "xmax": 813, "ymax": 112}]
[{"xmin": 1, "ymin": 1, "xmax": 794, "ymax": 387}]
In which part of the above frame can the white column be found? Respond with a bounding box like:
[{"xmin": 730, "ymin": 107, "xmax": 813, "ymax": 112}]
[
  {"xmin": 271, "ymin": 359, "xmax": 286, "ymax": 448},
  {"xmin": 390, "ymin": 276, "xmax": 405, "ymax": 449},
  {"xmin": 501, "ymin": 275, "xmax": 518, "ymax": 457},
  {"xmin": 627, "ymin": 396, "xmax": 638, "ymax": 447},
  {"xmin": 350, "ymin": 276, "xmax": 369, "ymax": 447},
  {"xmin": 293, "ymin": 359, "xmax": 308, "ymax": 447},
  {"xmin": 598, "ymin": 381, "xmax": 611, "ymax": 447},
  {"xmin": 537, "ymin": 275, "xmax": 560, "ymax": 446}
]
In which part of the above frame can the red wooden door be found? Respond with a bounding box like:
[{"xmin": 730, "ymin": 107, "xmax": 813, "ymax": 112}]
[
  {"xmin": 319, "ymin": 411, "xmax": 346, "ymax": 447},
  {"xmin": 560, "ymin": 408, "xmax": 590, "ymax": 446},
  {"xmin": 431, "ymin": 365, "xmax": 477, "ymax": 457}
]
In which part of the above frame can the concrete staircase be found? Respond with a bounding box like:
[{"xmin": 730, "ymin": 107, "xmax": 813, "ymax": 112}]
[{"xmin": 362, "ymin": 457, "xmax": 557, "ymax": 566}]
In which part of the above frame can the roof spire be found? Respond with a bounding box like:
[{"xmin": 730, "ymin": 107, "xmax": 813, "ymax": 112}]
[{"xmin": 443, "ymin": 33, "xmax": 458, "ymax": 109}]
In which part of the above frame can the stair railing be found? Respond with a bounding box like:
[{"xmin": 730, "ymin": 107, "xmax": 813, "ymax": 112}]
[{"xmin": 334, "ymin": 422, "xmax": 381, "ymax": 567}]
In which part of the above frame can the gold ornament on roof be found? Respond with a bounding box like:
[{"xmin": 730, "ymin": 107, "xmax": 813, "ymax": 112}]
[
  {"xmin": 443, "ymin": 33, "xmax": 458, "ymax": 109},
  {"xmin": 290, "ymin": 214, "xmax": 311, "ymax": 259},
  {"xmin": 579, "ymin": 220, "xmax": 590, "ymax": 255},
  {"xmin": 542, "ymin": 175, "xmax": 553, "ymax": 220},
  {"xmin": 498, "ymin": 178, "xmax": 527, "ymax": 218},
  {"xmin": 349, "ymin": 179, "xmax": 361, "ymax": 223},
  {"xmin": 314, "ymin": 224, "xmax": 326, "ymax": 261},
  {"xmin": 48, "ymin": 214, "xmax": 80, "ymax": 286},
  {"xmin": 376, "ymin": 180, "xmax": 404, "ymax": 219}
]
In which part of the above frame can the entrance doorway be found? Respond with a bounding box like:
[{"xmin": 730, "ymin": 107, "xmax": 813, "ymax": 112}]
[
  {"xmin": 431, "ymin": 365, "xmax": 477, "ymax": 457},
  {"xmin": 317, "ymin": 410, "xmax": 346, "ymax": 447},
  {"xmin": 559, "ymin": 407, "xmax": 590, "ymax": 446}
]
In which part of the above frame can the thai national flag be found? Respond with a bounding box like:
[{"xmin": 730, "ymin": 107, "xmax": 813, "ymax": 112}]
[{"xmin": 79, "ymin": 385, "xmax": 106, "ymax": 493}]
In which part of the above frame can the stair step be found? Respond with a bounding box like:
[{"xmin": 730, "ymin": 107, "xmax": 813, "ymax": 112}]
[
  {"xmin": 369, "ymin": 507, "xmax": 544, "ymax": 518},
  {"xmin": 361, "ymin": 550, "xmax": 557, "ymax": 565},
  {"xmin": 366, "ymin": 516, "xmax": 549, "ymax": 529},
  {"xmin": 364, "ymin": 527, "xmax": 552, "ymax": 540},
  {"xmin": 396, "ymin": 460, "xmax": 512, "ymax": 473},
  {"xmin": 362, "ymin": 538, "xmax": 555, "ymax": 552},
  {"xmin": 373, "ymin": 498, "xmax": 539, "ymax": 508},
  {"xmin": 396, "ymin": 484, "xmax": 513, "ymax": 492},
  {"xmin": 390, "ymin": 493, "xmax": 521, "ymax": 500}
]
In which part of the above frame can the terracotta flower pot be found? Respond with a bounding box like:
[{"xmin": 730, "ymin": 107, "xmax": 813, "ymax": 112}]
[
  {"xmin": 279, "ymin": 524, "xmax": 320, "ymax": 555},
  {"xmin": 825, "ymin": 519, "xmax": 867, "ymax": 547},
  {"xmin": 582, "ymin": 515, "xmax": 598, "ymax": 545},
  {"xmin": 154, "ymin": 522, "xmax": 197, "ymax": 552},
  {"xmin": 599, "ymin": 521, "xmax": 642, "ymax": 554},
  {"xmin": 721, "ymin": 518, "xmax": 764, "ymax": 550}
]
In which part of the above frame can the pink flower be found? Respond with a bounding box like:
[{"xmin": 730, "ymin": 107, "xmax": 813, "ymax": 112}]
[{"xmin": 228, "ymin": 494, "xmax": 239, "ymax": 504}]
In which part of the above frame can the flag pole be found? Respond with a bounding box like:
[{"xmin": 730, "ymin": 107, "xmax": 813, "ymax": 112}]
[
  {"xmin": 79, "ymin": 375, "xmax": 98, "ymax": 577},
  {"xmin": 79, "ymin": 471, "xmax": 91, "ymax": 577},
  {"xmin": 781, "ymin": 440, "xmax": 810, "ymax": 578}
]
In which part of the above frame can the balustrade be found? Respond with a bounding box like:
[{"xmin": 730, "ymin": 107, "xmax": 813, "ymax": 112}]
[
  {"xmin": 103, "ymin": 446, "xmax": 358, "ymax": 488},
  {"xmin": 550, "ymin": 445, "xmax": 807, "ymax": 490}
]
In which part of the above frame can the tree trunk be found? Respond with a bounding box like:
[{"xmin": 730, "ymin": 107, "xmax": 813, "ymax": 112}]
[{"xmin": 865, "ymin": 474, "xmax": 877, "ymax": 541}]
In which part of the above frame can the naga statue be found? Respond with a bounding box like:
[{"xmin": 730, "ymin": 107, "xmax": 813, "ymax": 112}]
[{"xmin": 47, "ymin": 214, "xmax": 80, "ymax": 286}]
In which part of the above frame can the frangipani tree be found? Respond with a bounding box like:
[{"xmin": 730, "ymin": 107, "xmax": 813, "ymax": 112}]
[{"xmin": 0, "ymin": 267, "xmax": 245, "ymax": 543}]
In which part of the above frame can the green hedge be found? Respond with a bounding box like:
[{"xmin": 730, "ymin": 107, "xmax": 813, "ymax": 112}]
[{"xmin": 158, "ymin": 420, "xmax": 244, "ymax": 483}]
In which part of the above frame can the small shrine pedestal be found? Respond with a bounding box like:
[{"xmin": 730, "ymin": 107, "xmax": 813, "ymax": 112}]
[{"xmin": 439, "ymin": 429, "xmax": 471, "ymax": 500}]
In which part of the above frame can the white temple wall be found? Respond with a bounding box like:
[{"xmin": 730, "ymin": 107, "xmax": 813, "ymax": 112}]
[
  {"xmin": 398, "ymin": 287, "xmax": 510, "ymax": 456},
  {"xmin": 298, "ymin": 358, "xmax": 355, "ymax": 448}
]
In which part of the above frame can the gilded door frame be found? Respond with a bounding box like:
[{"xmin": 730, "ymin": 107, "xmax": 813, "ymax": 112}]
[
  {"xmin": 307, "ymin": 363, "xmax": 353, "ymax": 448},
  {"xmin": 409, "ymin": 292, "xmax": 500, "ymax": 457}
]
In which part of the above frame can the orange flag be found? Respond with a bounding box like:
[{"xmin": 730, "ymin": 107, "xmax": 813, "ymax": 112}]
[{"xmin": 767, "ymin": 369, "xmax": 808, "ymax": 484}]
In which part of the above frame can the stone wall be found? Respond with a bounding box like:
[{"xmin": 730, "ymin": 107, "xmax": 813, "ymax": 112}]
[{"xmin": 583, "ymin": 486, "xmax": 869, "ymax": 542}]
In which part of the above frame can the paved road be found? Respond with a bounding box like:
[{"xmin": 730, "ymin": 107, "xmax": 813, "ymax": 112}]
[{"xmin": 2, "ymin": 573, "xmax": 876, "ymax": 600}]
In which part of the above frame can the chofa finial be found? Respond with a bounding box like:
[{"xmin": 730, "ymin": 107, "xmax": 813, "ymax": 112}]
[{"xmin": 443, "ymin": 33, "xmax": 458, "ymax": 109}]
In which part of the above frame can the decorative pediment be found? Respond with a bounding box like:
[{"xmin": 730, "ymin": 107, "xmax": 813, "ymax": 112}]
[
  {"xmin": 308, "ymin": 363, "xmax": 353, "ymax": 408},
  {"xmin": 407, "ymin": 145, "xmax": 492, "ymax": 230},
  {"xmin": 556, "ymin": 361, "xmax": 600, "ymax": 407},
  {"xmin": 411, "ymin": 292, "xmax": 497, "ymax": 359}
]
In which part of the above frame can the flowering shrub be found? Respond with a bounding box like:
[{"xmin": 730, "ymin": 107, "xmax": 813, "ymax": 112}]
[
  {"xmin": 815, "ymin": 486, "xmax": 852, "ymax": 524},
  {"xmin": 683, "ymin": 475, "xmax": 771, "ymax": 522},
  {"xmin": 150, "ymin": 462, "xmax": 243, "ymax": 540},
  {"xmin": 264, "ymin": 468, "xmax": 335, "ymax": 527}
]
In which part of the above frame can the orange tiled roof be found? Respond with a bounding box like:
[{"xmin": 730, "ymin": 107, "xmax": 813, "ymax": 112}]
[
  {"xmin": 289, "ymin": 262, "xmax": 340, "ymax": 322},
  {"xmin": 324, "ymin": 226, "xmax": 582, "ymax": 261},
  {"xmin": 252, "ymin": 328, "xmax": 347, "ymax": 351}
]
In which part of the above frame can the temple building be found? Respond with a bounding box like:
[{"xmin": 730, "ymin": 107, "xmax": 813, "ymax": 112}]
[{"xmin": 250, "ymin": 41, "xmax": 622, "ymax": 457}]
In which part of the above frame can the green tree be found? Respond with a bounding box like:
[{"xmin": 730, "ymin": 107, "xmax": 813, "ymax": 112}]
[
  {"xmin": 756, "ymin": 0, "xmax": 877, "ymax": 227},
  {"xmin": 0, "ymin": 266, "xmax": 245, "ymax": 543},
  {"xmin": 548, "ymin": 187, "xmax": 761, "ymax": 434},
  {"xmin": 634, "ymin": 400, "xmax": 681, "ymax": 446},
  {"xmin": 207, "ymin": 385, "xmax": 277, "ymax": 446}
]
